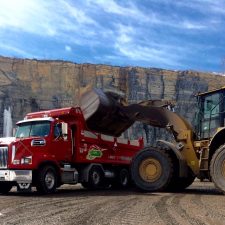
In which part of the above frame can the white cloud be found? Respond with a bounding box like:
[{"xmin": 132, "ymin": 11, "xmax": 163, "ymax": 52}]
[
  {"xmin": 113, "ymin": 23, "xmax": 175, "ymax": 66},
  {"xmin": 173, "ymin": 0, "xmax": 225, "ymax": 15},
  {"xmin": 88, "ymin": 0, "xmax": 212, "ymax": 31},
  {"xmin": 0, "ymin": 0, "xmax": 99, "ymax": 39},
  {"xmin": 61, "ymin": 0, "xmax": 97, "ymax": 25},
  {"xmin": 115, "ymin": 41, "xmax": 181, "ymax": 67},
  {"xmin": 181, "ymin": 21, "xmax": 207, "ymax": 30},
  {"xmin": 116, "ymin": 24, "xmax": 134, "ymax": 44},
  {"xmin": 113, "ymin": 21, "xmax": 210, "ymax": 68},
  {"xmin": 0, "ymin": 0, "xmax": 223, "ymax": 71},
  {"xmin": 88, "ymin": 0, "xmax": 150, "ymax": 22},
  {"xmin": 0, "ymin": 42, "xmax": 39, "ymax": 58},
  {"xmin": 65, "ymin": 45, "xmax": 72, "ymax": 52},
  {"xmin": 0, "ymin": 0, "xmax": 56, "ymax": 36}
]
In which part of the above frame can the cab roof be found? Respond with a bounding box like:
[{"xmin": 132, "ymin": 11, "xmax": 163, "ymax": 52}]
[
  {"xmin": 197, "ymin": 86, "xmax": 225, "ymax": 96},
  {"xmin": 17, "ymin": 117, "xmax": 53, "ymax": 125},
  {"xmin": 25, "ymin": 107, "xmax": 82, "ymax": 119}
]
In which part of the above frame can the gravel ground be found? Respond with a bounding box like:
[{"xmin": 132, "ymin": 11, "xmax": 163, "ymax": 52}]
[{"xmin": 0, "ymin": 181, "xmax": 224, "ymax": 225}]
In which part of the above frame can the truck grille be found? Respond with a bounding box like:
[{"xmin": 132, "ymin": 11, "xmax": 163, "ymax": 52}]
[
  {"xmin": 31, "ymin": 139, "xmax": 46, "ymax": 146},
  {"xmin": 0, "ymin": 147, "xmax": 8, "ymax": 168}
]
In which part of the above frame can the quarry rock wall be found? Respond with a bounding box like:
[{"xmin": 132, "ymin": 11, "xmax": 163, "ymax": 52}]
[{"xmin": 0, "ymin": 56, "xmax": 225, "ymax": 144}]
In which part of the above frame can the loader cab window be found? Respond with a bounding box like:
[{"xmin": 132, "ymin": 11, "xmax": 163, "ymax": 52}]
[
  {"xmin": 198, "ymin": 91, "xmax": 222, "ymax": 139},
  {"xmin": 203, "ymin": 93, "xmax": 220, "ymax": 119}
]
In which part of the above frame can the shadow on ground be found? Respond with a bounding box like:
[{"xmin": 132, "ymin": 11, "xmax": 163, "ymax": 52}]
[{"xmin": 2, "ymin": 181, "xmax": 223, "ymax": 198}]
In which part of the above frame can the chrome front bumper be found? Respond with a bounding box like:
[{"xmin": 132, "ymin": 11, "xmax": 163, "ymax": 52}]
[{"xmin": 0, "ymin": 170, "xmax": 32, "ymax": 183}]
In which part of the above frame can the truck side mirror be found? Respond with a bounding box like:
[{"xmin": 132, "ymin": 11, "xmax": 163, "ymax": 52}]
[
  {"xmin": 13, "ymin": 128, "xmax": 17, "ymax": 137},
  {"xmin": 61, "ymin": 122, "xmax": 68, "ymax": 140}
]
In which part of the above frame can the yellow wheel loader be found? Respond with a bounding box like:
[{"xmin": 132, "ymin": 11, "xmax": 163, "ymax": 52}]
[{"xmin": 130, "ymin": 86, "xmax": 225, "ymax": 193}]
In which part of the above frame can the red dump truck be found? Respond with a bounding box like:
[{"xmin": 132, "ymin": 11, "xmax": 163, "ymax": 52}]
[{"xmin": 0, "ymin": 101, "xmax": 144, "ymax": 194}]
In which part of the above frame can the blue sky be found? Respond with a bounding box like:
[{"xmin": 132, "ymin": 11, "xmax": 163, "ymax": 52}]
[{"xmin": 0, "ymin": 0, "xmax": 225, "ymax": 72}]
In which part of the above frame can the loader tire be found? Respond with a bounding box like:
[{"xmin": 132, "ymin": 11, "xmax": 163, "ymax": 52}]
[
  {"xmin": 167, "ymin": 168, "xmax": 195, "ymax": 192},
  {"xmin": 210, "ymin": 145, "xmax": 225, "ymax": 193},
  {"xmin": 131, "ymin": 148, "xmax": 173, "ymax": 192}
]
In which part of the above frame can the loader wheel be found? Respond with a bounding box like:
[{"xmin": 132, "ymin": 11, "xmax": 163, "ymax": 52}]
[
  {"xmin": 0, "ymin": 182, "xmax": 13, "ymax": 194},
  {"xmin": 210, "ymin": 145, "xmax": 225, "ymax": 193},
  {"xmin": 131, "ymin": 148, "xmax": 173, "ymax": 192},
  {"xmin": 167, "ymin": 168, "xmax": 195, "ymax": 192},
  {"xmin": 36, "ymin": 166, "xmax": 58, "ymax": 194}
]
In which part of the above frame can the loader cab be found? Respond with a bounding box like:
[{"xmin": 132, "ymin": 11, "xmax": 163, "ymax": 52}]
[{"xmin": 196, "ymin": 87, "xmax": 225, "ymax": 139}]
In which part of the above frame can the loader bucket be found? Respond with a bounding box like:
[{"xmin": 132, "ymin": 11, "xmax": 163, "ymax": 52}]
[{"xmin": 80, "ymin": 88, "xmax": 134, "ymax": 136}]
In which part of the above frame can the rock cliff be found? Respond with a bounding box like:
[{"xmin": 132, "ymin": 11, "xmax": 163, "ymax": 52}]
[{"xmin": 0, "ymin": 56, "xmax": 225, "ymax": 144}]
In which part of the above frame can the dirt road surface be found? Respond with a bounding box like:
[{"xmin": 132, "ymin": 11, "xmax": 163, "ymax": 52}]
[{"xmin": 0, "ymin": 180, "xmax": 225, "ymax": 225}]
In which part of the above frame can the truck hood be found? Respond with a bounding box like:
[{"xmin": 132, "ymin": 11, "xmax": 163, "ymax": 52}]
[{"xmin": 0, "ymin": 137, "xmax": 16, "ymax": 145}]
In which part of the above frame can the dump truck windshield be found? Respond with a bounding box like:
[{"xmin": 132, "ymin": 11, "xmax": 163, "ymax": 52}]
[{"xmin": 16, "ymin": 121, "xmax": 51, "ymax": 138}]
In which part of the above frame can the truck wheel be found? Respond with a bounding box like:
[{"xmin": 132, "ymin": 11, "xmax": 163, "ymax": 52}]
[
  {"xmin": 0, "ymin": 182, "xmax": 13, "ymax": 194},
  {"xmin": 36, "ymin": 165, "xmax": 58, "ymax": 194},
  {"xmin": 167, "ymin": 168, "xmax": 195, "ymax": 192},
  {"xmin": 83, "ymin": 166, "xmax": 104, "ymax": 189},
  {"xmin": 119, "ymin": 168, "xmax": 130, "ymax": 187},
  {"xmin": 112, "ymin": 168, "xmax": 130, "ymax": 188},
  {"xmin": 131, "ymin": 148, "xmax": 173, "ymax": 192},
  {"xmin": 81, "ymin": 182, "xmax": 90, "ymax": 189},
  {"xmin": 210, "ymin": 145, "xmax": 225, "ymax": 193}
]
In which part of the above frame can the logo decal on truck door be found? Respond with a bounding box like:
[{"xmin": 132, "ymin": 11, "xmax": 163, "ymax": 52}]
[{"xmin": 86, "ymin": 145, "xmax": 107, "ymax": 160}]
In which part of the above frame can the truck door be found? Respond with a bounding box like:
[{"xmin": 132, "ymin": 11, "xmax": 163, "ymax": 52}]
[{"xmin": 51, "ymin": 122, "xmax": 72, "ymax": 163}]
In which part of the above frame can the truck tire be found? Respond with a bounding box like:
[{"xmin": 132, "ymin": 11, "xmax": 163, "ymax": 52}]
[
  {"xmin": 36, "ymin": 165, "xmax": 58, "ymax": 194},
  {"xmin": 111, "ymin": 168, "xmax": 130, "ymax": 189},
  {"xmin": 210, "ymin": 145, "xmax": 225, "ymax": 193},
  {"xmin": 167, "ymin": 168, "xmax": 195, "ymax": 192},
  {"xmin": 0, "ymin": 182, "xmax": 13, "ymax": 194},
  {"xmin": 131, "ymin": 148, "xmax": 173, "ymax": 192},
  {"xmin": 81, "ymin": 182, "xmax": 90, "ymax": 189},
  {"xmin": 82, "ymin": 166, "xmax": 104, "ymax": 189}
]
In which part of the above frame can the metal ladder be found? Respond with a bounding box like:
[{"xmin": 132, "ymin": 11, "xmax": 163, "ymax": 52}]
[{"xmin": 199, "ymin": 147, "xmax": 209, "ymax": 180}]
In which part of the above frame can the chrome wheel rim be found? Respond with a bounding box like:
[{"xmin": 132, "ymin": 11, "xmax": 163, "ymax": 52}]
[
  {"xmin": 45, "ymin": 171, "xmax": 55, "ymax": 189},
  {"xmin": 92, "ymin": 171, "xmax": 100, "ymax": 185}
]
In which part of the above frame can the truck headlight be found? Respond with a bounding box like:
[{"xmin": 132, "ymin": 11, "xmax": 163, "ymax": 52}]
[
  {"xmin": 21, "ymin": 156, "xmax": 32, "ymax": 164},
  {"xmin": 13, "ymin": 160, "xmax": 20, "ymax": 165}
]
